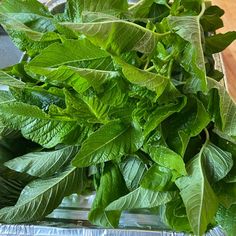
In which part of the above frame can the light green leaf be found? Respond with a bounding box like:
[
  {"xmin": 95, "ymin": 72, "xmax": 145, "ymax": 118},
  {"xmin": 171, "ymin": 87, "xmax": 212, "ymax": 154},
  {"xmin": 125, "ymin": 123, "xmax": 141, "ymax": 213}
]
[
  {"xmin": 27, "ymin": 65, "xmax": 119, "ymax": 93},
  {"xmin": 116, "ymin": 59, "xmax": 169, "ymax": 97},
  {"xmin": 119, "ymin": 155, "xmax": 147, "ymax": 191},
  {"xmin": 88, "ymin": 162, "xmax": 128, "ymax": 227},
  {"xmin": 0, "ymin": 166, "xmax": 83, "ymax": 223},
  {"xmin": 72, "ymin": 120, "xmax": 143, "ymax": 167},
  {"xmin": 28, "ymin": 39, "xmax": 110, "ymax": 68},
  {"xmin": 147, "ymin": 145, "xmax": 187, "ymax": 176},
  {"xmin": 4, "ymin": 146, "xmax": 79, "ymax": 178},
  {"xmin": 61, "ymin": 20, "xmax": 166, "ymax": 55},
  {"xmin": 106, "ymin": 187, "xmax": 175, "ymax": 211},
  {"xmin": 0, "ymin": 102, "xmax": 78, "ymax": 148},
  {"xmin": 64, "ymin": 90, "xmax": 110, "ymax": 124},
  {"xmin": 0, "ymin": 71, "xmax": 25, "ymax": 88},
  {"xmin": 176, "ymin": 150, "xmax": 219, "ymax": 235}
]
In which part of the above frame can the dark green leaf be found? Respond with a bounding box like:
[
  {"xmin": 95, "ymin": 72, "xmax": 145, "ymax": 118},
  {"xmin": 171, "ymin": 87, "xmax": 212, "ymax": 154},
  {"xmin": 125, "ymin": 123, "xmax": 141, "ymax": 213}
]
[{"xmin": 205, "ymin": 32, "xmax": 236, "ymax": 54}]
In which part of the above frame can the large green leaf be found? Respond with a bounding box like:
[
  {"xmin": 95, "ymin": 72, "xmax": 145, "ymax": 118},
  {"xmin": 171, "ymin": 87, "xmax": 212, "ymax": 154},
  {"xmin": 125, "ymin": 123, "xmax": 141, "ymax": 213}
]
[
  {"xmin": 27, "ymin": 65, "xmax": 119, "ymax": 93},
  {"xmin": 88, "ymin": 162, "xmax": 128, "ymax": 227},
  {"xmin": 168, "ymin": 13, "xmax": 207, "ymax": 92},
  {"xmin": 176, "ymin": 149, "xmax": 219, "ymax": 235},
  {"xmin": 61, "ymin": 20, "xmax": 166, "ymax": 55},
  {"xmin": 0, "ymin": 166, "xmax": 83, "ymax": 223},
  {"xmin": 66, "ymin": 0, "xmax": 128, "ymax": 22},
  {"xmin": 72, "ymin": 120, "xmax": 143, "ymax": 167},
  {"xmin": 4, "ymin": 146, "xmax": 79, "ymax": 178},
  {"xmin": 106, "ymin": 187, "xmax": 175, "ymax": 211},
  {"xmin": 0, "ymin": 102, "xmax": 78, "ymax": 148}
]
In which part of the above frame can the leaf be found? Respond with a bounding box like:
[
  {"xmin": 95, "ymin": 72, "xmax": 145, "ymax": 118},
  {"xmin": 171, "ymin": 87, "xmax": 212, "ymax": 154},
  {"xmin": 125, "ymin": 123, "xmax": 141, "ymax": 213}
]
[
  {"xmin": 72, "ymin": 120, "xmax": 143, "ymax": 167},
  {"xmin": 119, "ymin": 155, "xmax": 147, "ymax": 191},
  {"xmin": 164, "ymin": 96, "xmax": 211, "ymax": 156},
  {"xmin": 176, "ymin": 150, "xmax": 219, "ymax": 235},
  {"xmin": 128, "ymin": 0, "xmax": 154, "ymax": 18},
  {"xmin": 61, "ymin": 19, "xmax": 166, "ymax": 55},
  {"xmin": 200, "ymin": 6, "xmax": 224, "ymax": 32},
  {"xmin": 4, "ymin": 146, "xmax": 79, "ymax": 178},
  {"xmin": 168, "ymin": 14, "xmax": 207, "ymax": 92},
  {"xmin": 63, "ymin": 90, "xmax": 110, "ymax": 124},
  {"xmin": 0, "ymin": 176, "xmax": 25, "ymax": 209},
  {"xmin": 217, "ymin": 183, "xmax": 236, "ymax": 209},
  {"xmin": 0, "ymin": 71, "xmax": 25, "ymax": 88},
  {"xmin": 147, "ymin": 145, "xmax": 187, "ymax": 176},
  {"xmin": 28, "ymin": 39, "xmax": 110, "ymax": 68},
  {"xmin": 161, "ymin": 197, "xmax": 192, "ymax": 232},
  {"xmin": 88, "ymin": 162, "xmax": 128, "ymax": 228},
  {"xmin": 116, "ymin": 59, "xmax": 169, "ymax": 97},
  {"xmin": 0, "ymin": 166, "xmax": 83, "ymax": 223},
  {"xmin": 0, "ymin": 102, "xmax": 78, "ymax": 148},
  {"xmin": 141, "ymin": 164, "xmax": 173, "ymax": 191},
  {"xmin": 27, "ymin": 65, "xmax": 119, "ymax": 93},
  {"xmin": 216, "ymin": 204, "xmax": 236, "ymax": 236},
  {"xmin": 0, "ymin": 0, "xmax": 54, "ymax": 33},
  {"xmin": 203, "ymin": 143, "xmax": 233, "ymax": 182},
  {"xmin": 144, "ymin": 96, "xmax": 186, "ymax": 137},
  {"xmin": 205, "ymin": 32, "xmax": 236, "ymax": 54},
  {"xmin": 208, "ymin": 78, "xmax": 236, "ymax": 141},
  {"xmin": 106, "ymin": 186, "xmax": 175, "ymax": 211}
]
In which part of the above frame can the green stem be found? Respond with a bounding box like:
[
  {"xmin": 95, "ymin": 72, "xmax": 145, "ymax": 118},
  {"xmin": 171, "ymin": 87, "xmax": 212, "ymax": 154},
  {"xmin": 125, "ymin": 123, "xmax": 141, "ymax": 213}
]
[{"xmin": 146, "ymin": 65, "xmax": 155, "ymax": 72}]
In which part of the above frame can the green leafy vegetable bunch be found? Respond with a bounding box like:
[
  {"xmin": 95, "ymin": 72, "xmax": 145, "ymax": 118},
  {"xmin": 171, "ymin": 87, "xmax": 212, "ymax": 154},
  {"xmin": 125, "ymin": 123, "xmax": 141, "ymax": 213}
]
[{"xmin": 0, "ymin": 0, "xmax": 236, "ymax": 235}]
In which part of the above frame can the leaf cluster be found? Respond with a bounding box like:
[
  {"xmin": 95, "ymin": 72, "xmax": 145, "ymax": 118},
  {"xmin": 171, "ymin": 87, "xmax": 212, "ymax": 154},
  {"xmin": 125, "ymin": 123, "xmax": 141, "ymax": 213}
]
[{"xmin": 0, "ymin": 0, "xmax": 236, "ymax": 235}]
